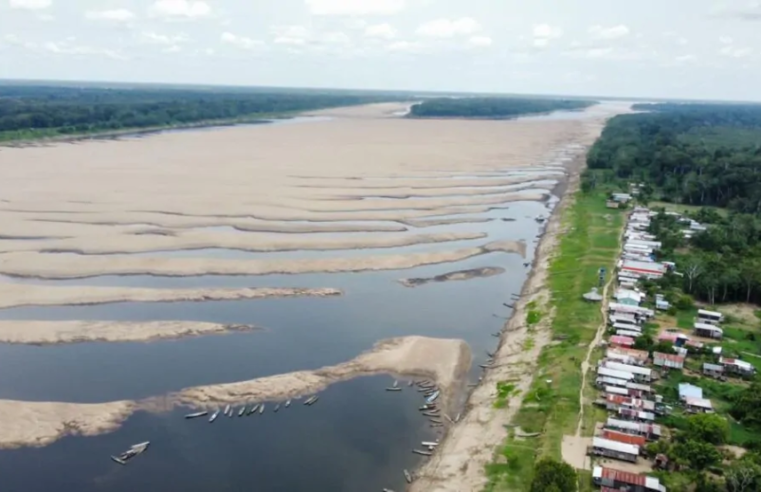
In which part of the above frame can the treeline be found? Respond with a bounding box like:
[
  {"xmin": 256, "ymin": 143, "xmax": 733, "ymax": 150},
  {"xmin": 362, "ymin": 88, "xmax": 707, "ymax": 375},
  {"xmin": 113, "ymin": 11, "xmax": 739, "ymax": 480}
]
[
  {"xmin": 585, "ymin": 103, "xmax": 761, "ymax": 214},
  {"xmin": 408, "ymin": 97, "xmax": 594, "ymax": 119},
  {"xmin": 0, "ymin": 84, "xmax": 405, "ymax": 140}
]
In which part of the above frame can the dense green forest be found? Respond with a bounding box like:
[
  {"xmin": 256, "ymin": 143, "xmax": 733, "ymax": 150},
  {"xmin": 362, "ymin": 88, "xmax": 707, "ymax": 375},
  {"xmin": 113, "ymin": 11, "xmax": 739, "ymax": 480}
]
[
  {"xmin": 408, "ymin": 97, "xmax": 594, "ymax": 119},
  {"xmin": 0, "ymin": 84, "xmax": 407, "ymax": 141},
  {"xmin": 585, "ymin": 103, "xmax": 761, "ymax": 305}
]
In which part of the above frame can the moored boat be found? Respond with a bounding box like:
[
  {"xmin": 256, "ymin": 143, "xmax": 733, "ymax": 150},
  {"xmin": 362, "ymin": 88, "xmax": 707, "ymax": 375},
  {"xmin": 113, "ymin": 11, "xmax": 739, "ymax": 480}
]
[
  {"xmin": 185, "ymin": 411, "xmax": 208, "ymax": 419},
  {"xmin": 209, "ymin": 409, "xmax": 220, "ymax": 422}
]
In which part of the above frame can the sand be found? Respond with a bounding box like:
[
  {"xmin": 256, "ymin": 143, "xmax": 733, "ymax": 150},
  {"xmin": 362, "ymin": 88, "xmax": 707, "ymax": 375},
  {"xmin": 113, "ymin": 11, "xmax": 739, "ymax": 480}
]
[
  {"xmin": 0, "ymin": 399, "xmax": 134, "ymax": 450},
  {"xmin": 0, "ymin": 320, "xmax": 259, "ymax": 345},
  {"xmin": 399, "ymin": 267, "xmax": 506, "ymax": 287},
  {"xmin": 0, "ymin": 240, "xmax": 526, "ymax": 278},
  {"xmin": 409, "ymin": 105, "xmax": 629, "ymax": 492},
  {"xmin": 0, "ymin": 284, "xmax": 340, "ymax": 309},
  {"xmin": 0, "ymin": 335, "xmax": 470, "ymax": 449}
]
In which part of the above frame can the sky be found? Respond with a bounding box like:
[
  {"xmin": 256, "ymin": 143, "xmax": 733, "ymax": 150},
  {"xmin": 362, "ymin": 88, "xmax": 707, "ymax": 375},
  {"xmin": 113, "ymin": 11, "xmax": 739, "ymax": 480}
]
[{"xmin": 0, "ymin": 0, "xmax": 760, "ymax": 100}]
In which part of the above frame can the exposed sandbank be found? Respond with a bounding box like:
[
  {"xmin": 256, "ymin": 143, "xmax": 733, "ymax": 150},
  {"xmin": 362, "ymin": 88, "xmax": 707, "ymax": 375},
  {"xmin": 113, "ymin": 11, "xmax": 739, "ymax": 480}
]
[
  {"xmin": 0, "ymin": 320, "xmax": 258, "ymax": 345},
  {"xmin": 0, "ymin": 336, "xmax": 470, "ymax": 449},
  {"xmin": 0, "ymin": 231, "xmax": 485, "ymax": 255},
  {"xmin": 0, "ymin": 285, "xmax": 340, "ymax": 309},
  {"xmin": 0, "ymin": 240, "xmax": 526, "ymax": 279},
  {"xmin": 399, "ymin": 267, "xmax": 505, "ymax": 287}
]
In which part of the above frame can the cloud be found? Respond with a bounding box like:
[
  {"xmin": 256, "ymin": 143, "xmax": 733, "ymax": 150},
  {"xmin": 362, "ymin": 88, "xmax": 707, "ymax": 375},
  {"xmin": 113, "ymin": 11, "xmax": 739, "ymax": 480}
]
[
  {"xmin": 469, "ymin": 36, "xmax": 492, "ymax": 47},
  {"xmin": 85, "ymin": 9, "xmax": 136, "ymax": 22},
  {"xmin": 140, "ymin": 32, "xmax": 190, "ymax": 45},
  {"xmin": 719, "ymin": 36, "xmax": 733, "ymax": 45},
  {"xmin": 386, "ymin": 40, "xmax": 423, "ymax": 53},
  {"xmin": 8, "ymin": 0, "xmax": 50, "ymax": 9},
  {"xmin": 220, "ymin": 32, "xmax": 263, "ymax": 50},
  {"xmin": 149, "ymin": 0, "xmax": 211, "ymax": 19},
  {"xmin": 306, "ymin": 0, "xmax": 405, "ymax": 16},
  {"xmin": 719, "ymin": 45, "xmax": 752, "ymax": 58},
  {"xmin": 272, "ymin": 25, "xmax": 310, "ymax": 46},
  {"xmin": 416, "ymin": 18, "xmax": 481, "ymax": 38},
  {"xmin": 674, "ymin": 54, "xmax": 697, "ymax": 63},
  {"xmin": 532, "ymin": 23, "xmax": 562, "ymax": 47},
  {"xmin": 588, "ymin": 24, "xmax": 630, "ymax": 40},
  {"xmin": 322, "ymin": 32, "xmax": 351, "ymax": 45},
  {"xmin": 364, "ymin": 23, "xmax": 397, "ymax": 39},
  {"xmin": 42, "ymin": 41, "xmax": 126, "ymax": 59}
]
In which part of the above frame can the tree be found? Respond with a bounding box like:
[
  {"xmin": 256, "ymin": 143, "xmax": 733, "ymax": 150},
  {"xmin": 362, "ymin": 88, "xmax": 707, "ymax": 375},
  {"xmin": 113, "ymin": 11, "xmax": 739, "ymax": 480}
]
[
  {"xmin": 726, "ymin": 460, "xmax": 761, "ymax": 492},
  {"xmin": 530, "ymin": 458, "xmax": 577, "ymax": 492},
  {"xmin": 684, "ymin": 258, "xmax": 704, "ymax": 294},
  {"xmin": 684, "ymin": 413, "xmax": 729, "ymax": 445},
  {"xmin": 671, "ymin": 440, "xmax": 722, "ymax": 469}
]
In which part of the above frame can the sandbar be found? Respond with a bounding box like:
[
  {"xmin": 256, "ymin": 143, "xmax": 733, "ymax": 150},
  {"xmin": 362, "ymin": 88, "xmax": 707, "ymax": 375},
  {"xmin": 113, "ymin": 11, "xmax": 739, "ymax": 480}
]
[
  {"xmin": 0, "ymin": 240, "xmax": 526, "ymax": 279},
  {"xmin": 0, "ymin": 284, "xmax": 341, "ymax": 309},
  {"xmin": 0, "ymin": 320, "xmax": 258, "ymax": 345},
  {"xmin": 399, "ymin": 267, "xmax": 506, "ymax": 287}
]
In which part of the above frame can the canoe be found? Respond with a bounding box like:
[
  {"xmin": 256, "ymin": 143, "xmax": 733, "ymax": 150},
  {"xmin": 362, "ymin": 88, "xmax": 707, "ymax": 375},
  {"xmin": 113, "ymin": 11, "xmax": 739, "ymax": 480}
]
[
  {"xmin": 238, "ymin": 406, "xmax": 246, "ymax": 417},
  {"xmin": 209, "ymin": 410, "xmax": 220, "ymax": 422},
  {"xmin": 285, "ymin": 400, "xmax": 292, "ymax": 408},
  {"xmin": 274, "ymin": 404, "xmax": 280, "ymax": 413},
  {"xmin": 404, "ymin": 469, "xmax": 413, "ymax": 483},
  {"xmin": 412, "ymin": 449, "xmax": 432, "ymax": 456},
  {"xmin": 425, "ymin": 391, "xmax": 440, "ymax": 404},
  {"xmin": 184, "ymin": 411, "xmax": 208, "ymax": 419},
  {"xmin": 259, "ymin": 404, "xmax": 265, "ymax": 414}
]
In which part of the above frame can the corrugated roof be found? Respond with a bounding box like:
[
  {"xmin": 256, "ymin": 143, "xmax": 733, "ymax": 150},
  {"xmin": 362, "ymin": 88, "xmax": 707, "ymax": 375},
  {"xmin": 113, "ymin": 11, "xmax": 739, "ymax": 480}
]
[
  {"xmin": 598, "ymin": 367, "xmax": 635, "ymax": 380},
  {"xmin": 703, "ymin": 363, "xmax": 723, "ymax": 371},
  {"xmin": 698, "ymin": 309, "xmax": 722, "ymax": 318},
  {"xmin": 592, "ymin": 437, "xmax": 640, "ymax": 455},
  {"xmin": 679, "ymin": 383, "xmax": 703, "ymax": 399},
  {"xmin": 685, "ymin": 397, "xmax": 713, "ymax": 409},
  {"xmin": 694, "ymin": 322, "xmax": 723, "ymax": 333},
  {"xmin": 605, "ymin": 361, "xmax": 652, "ymax": 376},
  {"xmin": 603, "ymin": 430, "xmax": 646, "ymax": 447},
  {"xmin": 610, "ymin": 335, "xmax": 635, "ymax": 346},
  {"xmin": 601, "ymin": 466, "xmax": 647, "ymax": 486}
]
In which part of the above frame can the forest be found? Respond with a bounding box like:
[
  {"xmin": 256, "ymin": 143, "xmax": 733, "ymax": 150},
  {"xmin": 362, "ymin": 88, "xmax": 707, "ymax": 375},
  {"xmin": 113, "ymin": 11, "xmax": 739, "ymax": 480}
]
[
  {"xmin": 0, "ymin": 83, "xmax": 406, "ymax": 141},
  {"xmin": 408, "ymin": 97, "xmax": 594, "ymax": 119},
  {"xmin": 585, "ymin": 102, "xmax": 761, "ymax": 305}
]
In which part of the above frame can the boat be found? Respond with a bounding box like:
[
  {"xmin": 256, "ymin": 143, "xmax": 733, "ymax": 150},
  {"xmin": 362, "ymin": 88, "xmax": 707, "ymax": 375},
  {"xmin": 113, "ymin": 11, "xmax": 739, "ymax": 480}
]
[
  {"xmin": 110, "ymin": 455, "xmax": 127, "ymax": 465},
  {"xmin": 285, "ymin": 400, "xmax": 291, "ymax": 408},
  {"xmin": 184, "ymin": 411, "xmax": 208, "ymax": 419},
  {"xmin": 274, "ymin": 404, "xmax": 280, "ymax": 413},
  {"xmin": 422, "ymin": 411, "xmax": 439, "ymax": 417},
  {"xmin": 404, "ymin": 469, "xmax": 413, "ymax": 483},
  {"xmin": 392, "ymin": 380, "xmax": 399, "ymax": 388},
  {"xmin": 412, "ymin": 449, "xmax": 432, "ymax": 456},
  {"xmin": 304, "ymin": 396, "xmax": 317, "ymax": 405},
  {"xmin": 238, "ymin": 406, "xmax": 246, "ymax": 417},
  {"xmin": 428, "ymin": 418, "xmax": 443, "ymax": 424},
  {"xmin": 248, "ymin": 404, "xmax": 259, "ymax": 415},
  {"xmin": 306, "ymin": 395, "xmax": 319, "ymax": 406},
  {"xmin": 425, "ymin": 391, "xmax": 440, "ymax": 404},
  {"xmin": 209, "ymin": 409, "xmax": 220, "ymax": 422},
  {"xmin": 259, "ymin": 404, "xmax": 265, "ymax": 414},
  {"xmin": 224, "ymin": 404, "xmax": 231, "ymax": 416},
  {"xmin": 421, "ymin": 441, "xmax": 439, "ymax": 447},
  {"xmin": 385, "ymin": 387, "xmax": 402, "ymax": 392},
  {"xmin": 110, "ymin": 441, "xmax": 150, "ymax": 465}
]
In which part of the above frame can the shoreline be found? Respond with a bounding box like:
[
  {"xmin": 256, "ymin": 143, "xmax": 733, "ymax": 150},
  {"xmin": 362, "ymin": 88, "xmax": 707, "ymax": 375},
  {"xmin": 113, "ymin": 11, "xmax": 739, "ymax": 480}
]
[{"xmin": 408, "ymin": 151, "xmax": 585, "ymax": 491}]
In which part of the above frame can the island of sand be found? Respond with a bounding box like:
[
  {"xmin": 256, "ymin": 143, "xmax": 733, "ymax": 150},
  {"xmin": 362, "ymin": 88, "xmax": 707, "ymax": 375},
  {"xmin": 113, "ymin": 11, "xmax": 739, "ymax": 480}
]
[
  {"xmin": 0, "ymin": 336, "xmax": 471, "ymax": 449},
  {"xmin": 399, "ymin": 267, "xmax": 506, "ymax": 287}
]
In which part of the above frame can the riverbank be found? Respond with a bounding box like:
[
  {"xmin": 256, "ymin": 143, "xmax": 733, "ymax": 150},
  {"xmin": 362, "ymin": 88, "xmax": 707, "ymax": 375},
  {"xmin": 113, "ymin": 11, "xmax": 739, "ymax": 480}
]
[{"xmin": 409, "ymin": 108, "xmax": 627, "ymax": 492}]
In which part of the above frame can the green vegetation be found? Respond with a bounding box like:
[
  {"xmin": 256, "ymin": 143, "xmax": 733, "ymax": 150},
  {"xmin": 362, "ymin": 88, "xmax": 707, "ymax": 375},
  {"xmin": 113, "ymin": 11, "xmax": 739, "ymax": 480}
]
[
  {"xmin": 0, "ymin": 83, "xmax": 407, "ymax": 141},
  {"xmin": 526, "ymin": 301, "xmax": 543, "ymax": 326},
  {"xmin": 409, "ymin": 97, "xmax": 594, "ymax": 119},
  {"xmin": 484, "ymin": 193, "xmax": 623, "ymax": 491},
  {"xmin": 529, "ymin": 458, "xmax": 577, "ymax": 492},
  {"xmin": 495, "ymin": 382, "xmax": 518, "ymax": 409}
]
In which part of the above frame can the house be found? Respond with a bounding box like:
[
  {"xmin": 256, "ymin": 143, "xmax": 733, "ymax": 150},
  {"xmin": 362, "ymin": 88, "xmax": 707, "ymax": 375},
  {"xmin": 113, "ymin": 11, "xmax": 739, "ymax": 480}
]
[
  {"xmin": 627, "ymin": 381, "xmax": 654, "ymax": 397},
  {"xmin": 694, "ymin": 322, "xmax": 723, "ymax": 340},
  {"xmin": 609, "ymin": 303, "xmax": 655, "ymax": 319},
  {"xmin": 598, "ymin": 366, "xmax": 635, "ymax": 381},
  {"xmin": 617, "ymin": 408, "xmax": 655, "ymax": 421},
  {"xmin": 613, "ymin": 322, "xmax": 642, "ymax": 333},
  {"xmin": 603, "ymin": 429, "xmax": 647, "ymax": 448},
  {"xmin": 678, "ymin": 383, "xmax": 703, "ymax": 401},
  {"xmin": 703, "ymin": 363, "xmax": 724, "ymax": 378},
  {"xmin": 653, "ymin": 352, "xmax": 685, "ymax": 370},
  {"xmin": 656, "ymin": 299, "xmax": 670, "ymax": 311},
  {"xmin": 628, "ymin": 239, "xmax": 662, "ymax": 249},
  {"xmin": 606, "ymin": 200, "xmax": 621, "ymax": 209},
  {"xmin": 589, "ymin": 437, "xmax": 639, "ymax": 463},
  {"xmin": 685, "ymin": 397, "xmax": 714, "ymax": 414},
  {"xmin": 616, "ymin": 329, "xmax": 643, "ymax": 338},
  {"xmin": 620, "ymin": 260, "xmax": 666, "ymax": 280},
  {"xmin": 606, "ymin": 395, "xmax": 656, "ymax": 412},
  {"xmin": 612, "ymin": 193, "xmax": 633, "ymax": 203},
  {"xmin": 609, "ymin": 313, "xmax": 637, "ymax": 325},
  {"xmin": 605, "ymin": 386, "xmax": 632, "ymax": 397},
  {"xmin": 597, "ymin": 376, "xmax": 629, "ymax": 389},
  {"xmin": 605, "ymin": 417, "xmax": 662, "ymax": 441},
  {"xmin": 609, "ymin": 335, "xmax": 635, "ymax": 347},
  {"xmin": 720, "ymin": 357, "xmax": 757, "ymax": 378},
  {"xmin": 592, "ymin": 466, "xmax": 667, "ymax": 492},
  {"xmin": 697, "ymin": 309, "xmax": 723, "ymax": 325},
  {"xmin": 604, "ymin": 361, "xmax": 653, "ymax": 382},
  {"xmin": 608, "ymin": 348, "xmax": 649, "ymax": 364}
]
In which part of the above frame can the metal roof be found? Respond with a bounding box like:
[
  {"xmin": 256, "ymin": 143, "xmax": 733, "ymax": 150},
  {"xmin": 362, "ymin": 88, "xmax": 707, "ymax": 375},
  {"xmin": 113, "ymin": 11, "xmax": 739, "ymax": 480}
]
[
  {"xmin": 616, "ymin": 329, "xmax": 643, "ymax": 338},
  {"xmin": 698, "ymin": 309, "xmax": 722, "ymax": 319},
  {"xmin": 694, "ymin": 322, "xmax": 723, "ymax": 334},
  {"xmin": 603, "ymin": 430, "xmax": 647, "ymax": 447},
  {"xmin": 592, "ymin": 437, "xmax": 640, "ymax": 456},
  {"xmin": 609, "ymin": 335, "xmax": 635, "ymax": 346},
  {"xmin": 613, "ymin": 322, "xmax": 642, "ymax": 331},
  {"xmin": 598, "ymin": 366, "xmax": 635, "ymax": 380},
  {"xmin": 703, "ymin": 363, "xmax": 723, "ymax": 372},
  {"xmin": 605, "ymin": 361, "xmax": 651, "ymax": 376},
  {"xmin": 678, "ymin": 383, "xmax": 703, "ymax": 399},
  {"xmin": 685, "ymin": 397, "xmax": 713, "ymax": 409}
]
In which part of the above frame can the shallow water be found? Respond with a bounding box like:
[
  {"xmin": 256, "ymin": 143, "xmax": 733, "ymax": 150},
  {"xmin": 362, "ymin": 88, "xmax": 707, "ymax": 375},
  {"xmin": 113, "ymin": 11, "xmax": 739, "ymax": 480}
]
[{"xmin": 0, "ymin": 111, "xmax": 573, "ymax": 492}]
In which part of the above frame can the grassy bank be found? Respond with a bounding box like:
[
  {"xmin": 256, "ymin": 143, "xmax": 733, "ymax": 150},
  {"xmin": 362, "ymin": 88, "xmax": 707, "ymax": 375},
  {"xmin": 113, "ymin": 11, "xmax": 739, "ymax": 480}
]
[{"xmin": 484, "ymin": 192, "xmax": 624, "ymax": 492}]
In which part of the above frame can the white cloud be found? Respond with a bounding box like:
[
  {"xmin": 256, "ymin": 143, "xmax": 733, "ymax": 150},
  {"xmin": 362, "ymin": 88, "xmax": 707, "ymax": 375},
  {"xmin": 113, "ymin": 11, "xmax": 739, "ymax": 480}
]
[
  {"xmin": 220, "ymin": 32, "xmax": 263, "ymax": 50},
  {"xmin": 719, "ymin": 36, "xmax": 733, "ymax": 45},
  {"xmin": 719, "ymin": 45, "xmax": 752, "ymax": 58},
  {"xmin": 469, "ymin": 35, "xmax": 492, "ymax": 47},
  {"xmin": 140, "ymin": 32, "xmax": 189, "ymax": 45},
  {"xmin": 386, "ymin": 40, "xmax": 423, "ymax": 53},
  {"xmin": 588, "ymin": 24, "xmax": 630, "ymax": 40},
  {"xmin": 272, "ymin": 25, "xmax": 310, "ymax": 46},
  {"xmin": 585, "ymin": 47, "xmax": 614, "ymax": 58},
  {"xmin": 674, "ymin": 54, "xmax": 697, "ymax": 63},
  {"xmin": 532, "ymin": 23, "xmax": 562, "ymax": 47},
  {"xmin": 364, "ymin": 23, "xmax": 397, "ymax": 39},
  {"xmin": 322, "ymin": 32, "xmax": 351, "ymax": 44},
  {"xmin": 9, "ymin": 0, "xmax": 50, "ymax": 9},
  {"xmin": 85, "ymin": 9, "xmax": 136, "ymax": 22},
  {"xmin": 149, "ymin": 0, "xmax": 211, "ymax": 19},
  {"xmin": 42, "ymin": 41, "xmax": 126, "ymax": 59},
  {"xmin": 306, "ymin": 0, "xmax": 405, "ymax": 16},
  {"xmin": 274, "ymin": 36, "xmax": 307, "ymax": 46},
  {"xmin": 416, "ymin": 18, "xmax": 481, "ymax": 38}
]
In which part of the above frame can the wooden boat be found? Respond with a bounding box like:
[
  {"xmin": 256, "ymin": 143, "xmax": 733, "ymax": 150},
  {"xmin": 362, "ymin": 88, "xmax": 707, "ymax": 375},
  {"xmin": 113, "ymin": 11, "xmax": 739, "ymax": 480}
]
[
  {"xmin": 238, "ymin": 406, "xmax": 246, "ymax": 417},
  {"xmin": 392, "ymin": 380, "xmax": 399, "ymax": 388},
  {"xmin": 274, "ymin": 404, "xmax": 280, "ymax": 413},
  {"xmin": 110, "ymin": 455, "xmax": 127, "ymax": 465},
  {"xmin": 259, "ymin": 404, "xmax": 265, "ymax": 414},
  {"xmin": 111, "ymin": 441, "xmax": 150, "ymax": 465},
  {"xmin": 421, "ymin": 441, "xmax": 439, "ymax": 447},
  {"xmin": 422, "ymin": 411, "xmax": 439, "ymax": 417},
  {"xmin": 184, "ymin": 411, "xmax": 208, "ymax": 419},
  {"xmin": 209, "ymin": 409, "xmax": 220, "ymax": 422},
  {"xmin": 285, "ymin": 400, "xmax": 291, "ymax": 408},
  {"xmin": 404, "ymin": 469, "xmax": 413, "ymax": 483},
  {"xmin": 304, "ymin": 395, "xmax": 319, "ymax": 405},
  {"xmin": 385, "ymin": 387, "xmax": 402, "ymax": 392},
  {"xmin": 412, "ymin": 449, "xmax": 432, "ymax": 456},
  {"xmin": 248, "ymin": 404, "xmax": 259, "ymax": 415},
  {"xmin": 425, "ymin": 391, "xmax": 440, "ymax": 404},
  {"xmin": 224, "ymin": 404, "xmax": 231, "ymax": 416}
]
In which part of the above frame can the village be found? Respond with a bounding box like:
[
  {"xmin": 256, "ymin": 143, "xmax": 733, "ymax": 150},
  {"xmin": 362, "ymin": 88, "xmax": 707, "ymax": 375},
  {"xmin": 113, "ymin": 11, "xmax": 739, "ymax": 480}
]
[{"xmin": 584, "ymin": 197, "xmax": 758, "ymax": 492}]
